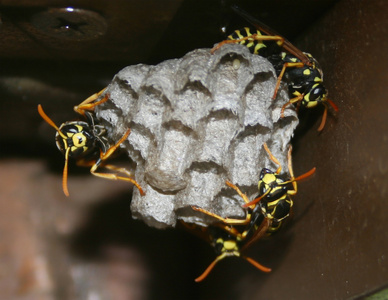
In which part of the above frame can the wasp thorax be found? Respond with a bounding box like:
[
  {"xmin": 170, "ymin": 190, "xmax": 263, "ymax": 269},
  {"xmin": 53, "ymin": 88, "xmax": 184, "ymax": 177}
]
[{"xmin": 55, "ymin": 121, "xmax": 95, "ymax": 157}]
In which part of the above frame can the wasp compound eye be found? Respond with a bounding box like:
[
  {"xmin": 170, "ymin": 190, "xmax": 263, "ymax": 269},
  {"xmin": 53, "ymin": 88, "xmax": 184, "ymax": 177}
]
[{"xmin": 310, "ymin": 84, "xmax": 326, "ymax": 103}]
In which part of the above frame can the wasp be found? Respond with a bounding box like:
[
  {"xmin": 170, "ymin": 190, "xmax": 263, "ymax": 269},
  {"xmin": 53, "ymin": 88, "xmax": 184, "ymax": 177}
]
[
  {"xmin": 212, "ymin": 6, "xmax": 338, "ymax": 131},
  {"xmin": 189, "ymin": 143, "xmax": 315, "ymax": 281},
  {"xmin": 38, "ymin": 88, "xmax": 145, "ymax": 197},
  {"xmin": 242, "ymin": 143, "xmax": 316, "ymax": 233},
  {"xmin": 186, "ymin": 196, "xmax": 272, "ymax": 282}
]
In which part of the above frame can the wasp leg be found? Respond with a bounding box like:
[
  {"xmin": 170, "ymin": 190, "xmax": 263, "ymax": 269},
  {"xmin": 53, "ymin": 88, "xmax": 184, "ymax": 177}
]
[
  {"xmin": 280, "ymin": 93, "xmax": 304, "ymax": 118},
  {"xmin": 225, "ymin": 181, "xmax": 251, "ymax": 205},
  {"xmin": 90, "ymin": 168, "xmax": 145, "ymax": 196},
  {"xmin": 263, "ymin": 142, "xmax": 282, "ymax": 174},
  {"xmin": 272, "ymin": 61, "xmax": 305, "ymax": 100},
  {"xmin": 211, "ymin": 34, "xmax": 284, "ymax": 54},
  {"xmin": 74, "ymin": 88, "xmax": 109, "ymax": 116},
  {"xmin": 97, "ymin": 163, "xmax": 146, "ymax": 196},
  {"xmin": 212, "ymin": 223, "xmax": 245, "ymax": 239},
  {"xmin": 80, "ymin": 129, "xmax": 145, "ymax": 196},
  {"xmin": 279, "ymin": 146, "xmax": 316, "ymax": 195},
  {"xmin": 286, "ymin": 145, "xmax": 296, "ymax": 192},
  {"xmin": 76, "ymin": 158, "xmax": 146, "ymax": 196},
  {"xmin": 226, "ymin": 180, "xmax": 266, "ymax": 209},
  {"xmin": 191, "ymin": 205, "xmax": 250, "ymax": 226},
  {"xmin": 99, "ymin": 128, "xmax": 131, "ymax": 161}
]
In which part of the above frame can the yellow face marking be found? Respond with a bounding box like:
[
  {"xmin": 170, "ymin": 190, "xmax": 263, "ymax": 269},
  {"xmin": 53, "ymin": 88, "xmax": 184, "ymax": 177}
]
[
  {"xmin": 72, "ymin": 132, "xmax": 87, "ymax": 148},
  {"xmin": 306, "ymin": 100, "xmax": 317, "ymax": 108},
  {"xmin": 223, "ymin": 240, "xmax": 238, "ymax": 251},
  {"xmin": 262, "ymin": 174, "xmax": 276, "ymax": 185}
]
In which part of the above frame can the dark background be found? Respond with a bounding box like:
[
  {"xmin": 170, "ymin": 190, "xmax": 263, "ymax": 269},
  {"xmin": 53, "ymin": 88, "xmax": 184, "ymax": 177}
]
[{"xmin": 0, "ymin": 0, "xmax": 387, "ymax": 299}]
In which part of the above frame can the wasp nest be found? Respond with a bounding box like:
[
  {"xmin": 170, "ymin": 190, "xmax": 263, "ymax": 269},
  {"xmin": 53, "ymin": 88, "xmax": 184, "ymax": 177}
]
[{"xmin": 94, "ymin": 44, "xmax": 298, "ymax": 229}]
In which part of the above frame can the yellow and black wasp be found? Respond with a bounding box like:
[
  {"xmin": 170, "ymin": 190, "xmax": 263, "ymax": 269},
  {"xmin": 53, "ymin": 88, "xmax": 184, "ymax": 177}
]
[
  {"xmin": 38, "ymin": 88, "xmax": 145, "ymax": 197},
  {"xmin": 212, "ymin": 6, "xmax": 338, "ymax": 131},
  {"xmin": 188, "ymin": 143, "xmax": 315, "ymax": 281},
  {"xmin": 185, "ymin": 196, "xmax": 272, "ymax": 282},
  {"xmin": 242, "ymin": 143, "xmax": 316, "ymax": 233}
]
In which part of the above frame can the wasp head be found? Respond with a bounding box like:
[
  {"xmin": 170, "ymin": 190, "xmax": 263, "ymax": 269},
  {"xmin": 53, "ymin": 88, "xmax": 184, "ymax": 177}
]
[
  {"xmin": 302, "ymin": 83, "xmax": 328, "ymax": 108},
  {"xmin": 194, "ymin": 226, "xmax": 271, "ymax": 282},
  {"xmin": 302, "ymin": 83, "xmax": 338, "ymax": 131},
  {"xmin": 37, "ymin": 104, "xmax": 98, "ymax": 196},
  {"xmin": 56, "ymin": 121, "xmax": 95, "ymax": 158}
]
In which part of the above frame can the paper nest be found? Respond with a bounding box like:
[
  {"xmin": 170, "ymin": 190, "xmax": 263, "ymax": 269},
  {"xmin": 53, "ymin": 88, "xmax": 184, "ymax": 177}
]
[{"xmin": 94, "ymin": 44, "xmax": 298, "ymax": 229}]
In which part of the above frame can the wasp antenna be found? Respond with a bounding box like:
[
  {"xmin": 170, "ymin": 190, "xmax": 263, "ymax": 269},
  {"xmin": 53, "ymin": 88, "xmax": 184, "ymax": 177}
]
[
  {"xmin": 317, "ymin": 105, "xmax": 328, "ymax": 132},
  {"xmin": 293, "ymin": 167, "xmax": 316, "ymax": 182},
  {"xmin": 327, "ymin": 99, "xmax": 339, "ymax": 112},
  {"xmin": 38, "ymin": 104, "xmax": 68, "ymax": 140},
  {"xmin": 279, "ymin": 167, "xmax": 316, "ymax": 187},
  {"xmin": 242, "ymin": 189, "xmax": 270, "ymax": 208},
  {"xmin": 243, "ymin": 256, "xmax": 272, "ymax": 272},
  {"xmin": 62, "ymin": 148, "xmax": 71, "ymax": 197},
  {"xmin": 195, "ymin": 253, "xmax": 226, "ymax": 282}
]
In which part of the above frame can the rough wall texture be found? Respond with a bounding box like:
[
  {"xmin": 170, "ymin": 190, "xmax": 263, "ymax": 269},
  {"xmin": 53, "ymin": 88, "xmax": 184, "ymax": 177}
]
[{"xmin": 95, "ymin": 44, "xmax": 298, "ymax": 228}]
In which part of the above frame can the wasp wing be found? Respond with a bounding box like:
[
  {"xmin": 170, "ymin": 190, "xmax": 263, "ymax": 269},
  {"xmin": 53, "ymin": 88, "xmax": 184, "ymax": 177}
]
[
  {"xmin": 231, "ymin": 5, "xmax": 310, "ymax": 65},
  {"xmin": 241, "ymin": 216, "xmax": 271, "ymax": 252}
]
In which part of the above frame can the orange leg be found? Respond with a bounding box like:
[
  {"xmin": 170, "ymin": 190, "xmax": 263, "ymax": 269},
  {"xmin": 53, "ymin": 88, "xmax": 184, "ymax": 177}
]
[
  {"xmin": 263, "ymin": 143, "xmax": 282, "ymax": 174},
  {"xmin": 74, "ymin": 88, "xmax": 109, "ymax": 115},
  {"xmin": 280, "ymin": 94, "xmax": 304, "ymax": 118},
  {"xmin": 225, "ymin": 181, "xmax": 251, "ymax": 205},
  {"xmin": 191, "ymin": 205, "xmax": 250, "ymax": 226},
  {"xmin": 272, "ymin": 62, "xmax": 305, "ymax": 100},
  {"xmin": 78, "ymin": 129, "xmax": 145, "ymax": 196}
]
